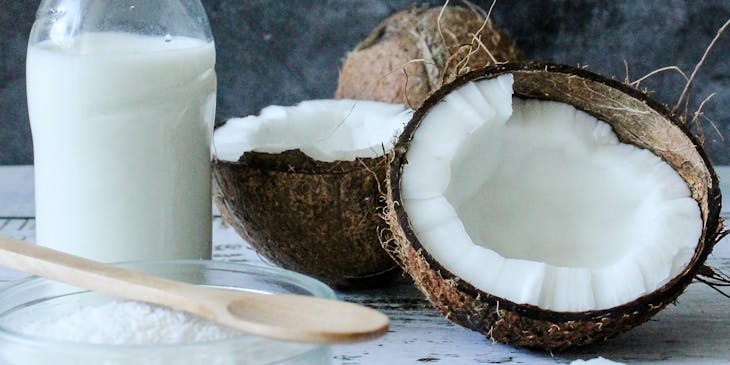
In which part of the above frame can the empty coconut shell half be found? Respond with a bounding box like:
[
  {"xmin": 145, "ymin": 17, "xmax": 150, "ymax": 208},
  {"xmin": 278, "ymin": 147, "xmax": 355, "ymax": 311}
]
[
  {"xmin": 213, "ymin": 99, "xmax": 412, "ymax": 288},
  {"xmin": 336, "ymin": 5, "xmax": 522, "ymax": 109},
  {"xmin": 383, "ymin": 62, "xmax": 724, "ymax": 350}
]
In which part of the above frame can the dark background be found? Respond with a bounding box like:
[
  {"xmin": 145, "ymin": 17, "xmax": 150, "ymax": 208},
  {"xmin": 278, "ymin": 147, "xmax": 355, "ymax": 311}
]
[{"xmin": 1, "ymin": 0, "xmax": 728, "ymax": 164}]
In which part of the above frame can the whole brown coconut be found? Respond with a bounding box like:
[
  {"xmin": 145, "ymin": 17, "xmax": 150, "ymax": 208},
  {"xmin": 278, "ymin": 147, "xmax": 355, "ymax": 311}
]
[
  {"xmin": 335, "ymin": 5, "xmax": 522, "ymax": 109},
  {"xmin": 383, "ymin": 63, "xmax": 725, "ymax": 350}
]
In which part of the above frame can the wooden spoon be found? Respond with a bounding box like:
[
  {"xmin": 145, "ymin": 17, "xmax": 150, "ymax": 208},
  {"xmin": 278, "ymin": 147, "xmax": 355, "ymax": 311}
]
[{"xmin": 0, "ymin": 236, "xmax": 389, "ymax": 344}]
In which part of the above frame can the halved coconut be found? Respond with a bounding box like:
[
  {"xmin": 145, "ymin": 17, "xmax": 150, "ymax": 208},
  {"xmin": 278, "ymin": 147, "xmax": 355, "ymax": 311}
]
[
  {"xmin": 383, "ymin": 63, "xmax": 724, "ymax": 350},
  {"xmin": 336, "ymin": 5, "xmax": 522, "ymax": 109},
  {"xmin": 213, "ymin": 99, "xmax": 411, "ymax": 287}
]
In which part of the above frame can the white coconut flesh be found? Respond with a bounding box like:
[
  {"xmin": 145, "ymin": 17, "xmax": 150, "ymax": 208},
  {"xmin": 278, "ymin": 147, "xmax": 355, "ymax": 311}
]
[
  {"xmin": 214, "ymin": 99, "xmax": 411, "ymax": 162},
  {"xmin": 401, "ymin": 74, "xmax": 703, "ymax": 312}
]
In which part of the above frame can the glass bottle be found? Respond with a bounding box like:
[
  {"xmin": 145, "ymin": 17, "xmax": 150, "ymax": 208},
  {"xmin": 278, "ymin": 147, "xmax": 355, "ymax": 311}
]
[{"xmin": 27, "ymin": 0, "xmax": 216, "ymax": 261}]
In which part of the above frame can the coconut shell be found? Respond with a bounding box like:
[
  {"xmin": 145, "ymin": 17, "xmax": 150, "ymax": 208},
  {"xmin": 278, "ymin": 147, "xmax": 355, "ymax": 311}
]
[
  {"xmin": 335, "ymin": 5, "xmax": 522, "ymax": 109},
  {"xmin": 213, "ymin": 149, "xmax": 399, "ymax": 288},
  {"xmin": 383, "ymin": 63, "xmax": 724, "ymax": 350}
]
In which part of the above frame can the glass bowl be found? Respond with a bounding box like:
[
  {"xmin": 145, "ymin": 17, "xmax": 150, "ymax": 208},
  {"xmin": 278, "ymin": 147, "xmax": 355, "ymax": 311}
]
[{"xmin": 0, "ymin": 260, "xmax": 334, "ymax": 364}]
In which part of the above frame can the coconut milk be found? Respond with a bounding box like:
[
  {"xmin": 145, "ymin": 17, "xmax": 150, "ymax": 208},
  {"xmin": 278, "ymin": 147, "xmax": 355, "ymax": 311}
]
[{"xmin": 27, "ymin": 32, "xmax": 216, "ymax": 261}]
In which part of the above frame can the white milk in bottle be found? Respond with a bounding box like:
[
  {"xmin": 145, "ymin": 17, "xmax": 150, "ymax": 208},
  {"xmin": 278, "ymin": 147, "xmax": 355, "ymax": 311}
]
[{"xmin": 27, "ymin": 32, "xmax": 216, "ymax": 261}]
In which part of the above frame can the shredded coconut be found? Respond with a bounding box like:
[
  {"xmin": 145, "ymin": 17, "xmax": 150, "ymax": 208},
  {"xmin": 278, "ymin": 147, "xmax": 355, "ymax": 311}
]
[
  {"xmin": 18, "ymin": 300, "xmax": 240, "ymax": 345},
  {"xmin": 571, "ymin": 357, "xmax": 626, "ymax": 365}
]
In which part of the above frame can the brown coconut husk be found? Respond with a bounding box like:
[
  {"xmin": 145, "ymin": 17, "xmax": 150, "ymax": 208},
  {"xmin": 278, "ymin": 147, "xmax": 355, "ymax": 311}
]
[
  {"xmin": 382, "ymin": 62, "xmax": 724, "ymax": 350},
  {"xmin": 335, "ymin": 4, "xmax": 522, "ymax": 109},
  {"xmin": 213, "ymin": 149, "xmax": 400, "ymax": 288}
]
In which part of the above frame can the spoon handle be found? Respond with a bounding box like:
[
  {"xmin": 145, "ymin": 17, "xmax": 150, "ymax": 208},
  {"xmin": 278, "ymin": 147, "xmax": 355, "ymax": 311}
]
[{"xmin": 0, "ymin": 236, "xmax": 201, "ymax": 309}]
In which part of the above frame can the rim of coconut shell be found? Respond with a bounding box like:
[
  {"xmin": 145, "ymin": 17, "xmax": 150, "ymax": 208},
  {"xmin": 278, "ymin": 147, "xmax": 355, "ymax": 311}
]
[
  {"xmin": 387, "ymin": 62, "xmax": 724, "ymax": 323},
  {"xmin": 215, "ymin": 148, "xmax": 386, "ymax": 175}
]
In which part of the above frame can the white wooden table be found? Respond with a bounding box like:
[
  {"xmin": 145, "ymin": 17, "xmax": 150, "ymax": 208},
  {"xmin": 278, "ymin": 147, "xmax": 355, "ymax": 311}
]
[{"xmin": 1, "ymin": 165, "xmax": 729, "ymax": 365}]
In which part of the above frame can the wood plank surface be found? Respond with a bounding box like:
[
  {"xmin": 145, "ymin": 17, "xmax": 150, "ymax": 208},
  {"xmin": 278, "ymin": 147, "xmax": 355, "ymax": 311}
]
[
  {"xmin": 0, "ymin": 166, "xmax": 34, "ymax": 218},
  {"xmin": 1, "ymin": 165, "xmax": 729, "ymax": 364},
  {"xmin": 0, "ymin": 216, "xmax": 728, "ymax": 364}
]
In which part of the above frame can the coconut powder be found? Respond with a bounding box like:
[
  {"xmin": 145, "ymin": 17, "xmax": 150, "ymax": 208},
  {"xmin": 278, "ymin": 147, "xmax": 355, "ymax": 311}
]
[
  {"xmin": 571, "ymin": 357, "xmax": 626, "ymax": 365},
  {"xmin": 18, "ymin": 300, "xmax": 240, "ymax": 345}
]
